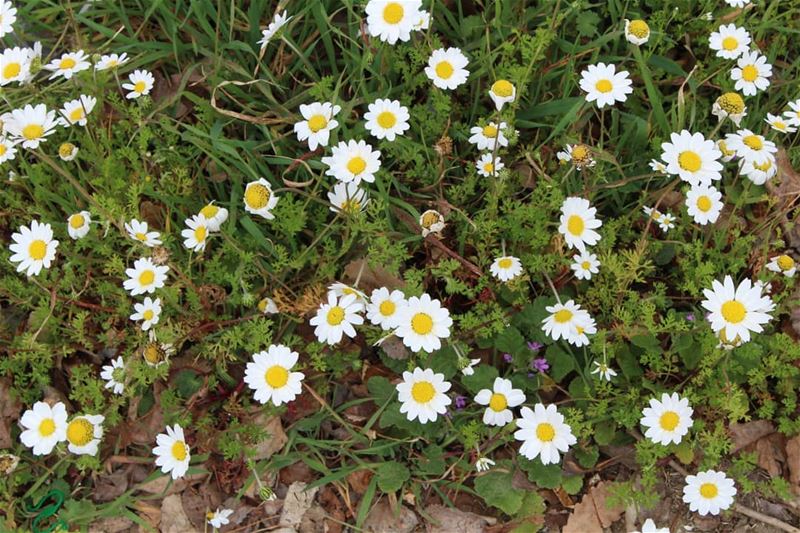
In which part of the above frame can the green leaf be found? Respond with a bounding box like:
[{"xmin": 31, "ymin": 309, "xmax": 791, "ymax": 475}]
[
  {"xmin": 631, "ymin": 334, "xmax": 661, "ymax": 352},
  {"xmin": 175, "ymin": 369, "xmax": 203, "ymax": 399},
  {"xmin": 562, "ymin": 475, "xmax": 584, "ymax": 495},
  {"xmin": 367, "ymin": 376, "xmax": 395, "ymax": 405},
  {"xmin": 673, "ymin": 440, "xmax": 695, "ymax": 465},
  {"xmin": 617, "ymin": 345, "xmax": 643, "ymax": 378},
  {"xmin": 547, "ymin": 344, "xmax": 574, "ymax": 382},
  {"xmin": 594, "ymin": 421, "xmax": 617, "ymax": 446},
  {"xmin": 376, "ymin": 461, "xmax": 410, "ymax": 493},
  {"xmin": 415, "ymin": 445, "xmax": 446, "ymax": 476},
  {"xmin": 461, "ymin": 365, "xmax": 498, "ymax": 395},
  {"xmin": 474, "ymin": 472, "xmax": 524, "ymax": 515},
  {"xmin": 519, "ymin": 458, "xmax": 562, "ymax": 489},
  {"xmin": 495, "ymin": 326, "xmax": 527, "ymax": 355},
  {"xmin": 576, "ymin": 11, "xmax": 600, "ymax": 36},
  {"xmin": 574, "ymin": 444, "xmax": 600, "ymax": 469}
]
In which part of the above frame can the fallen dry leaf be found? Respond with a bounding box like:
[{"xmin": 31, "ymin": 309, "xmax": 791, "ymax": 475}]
[
  {"xmin": 87, "ymin": 517, "xmax": 134, "ymax": 533},
  {"xmin": 563, "ymin": 481, "xmax": 625, "ymax": 533},
  {"xmin": 279, "ymin": 481, "xmax": 319, "ymax": 528},
  {"xmin": 138, "ymin": 472, "xmax": 206, "ymax": 495},
  {"xmin": 729, "ymin": 420, "xmax": 775, "ymax": 453},
  {"xmin": 425, "ymin": 504, "xmax": 496, "ymax": 533},
  {"xmin": 0, "ymin": 378, "xmax": 22, "ymax": 449},
  {"xmin": 251, "ymin": 413, "xmax": 288, "ymax": 460},
  {"xmin": 343, "ymin": 258, "xmax": 405, "ymax": 292},
  {"xmin": 160, "ymin": 494, "xmax": 194, "ymax": 533},
  {"xmin": 363, "ymin": 499, "xmax": 418, "ymax": 533},
  {"xmin": 785, "ymin": 435, "xmax": 800, "ymax": 494},
  {"xmin": 756, "ymin": 433, "xmax": 785, "ymax": 477}
]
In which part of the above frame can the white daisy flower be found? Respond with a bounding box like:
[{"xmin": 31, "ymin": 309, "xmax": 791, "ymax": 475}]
[
  {"xmin": 489, "ymin": 79, "xmax": 516, "ymax": 110},
  {"xmin": 765, "ymin": 113, "xmax": 797, "ymax": 133},
  {"xmin": 716, "ymin": 138, "xmax": 737, "ymax": 163},
  {"xmin": 419, "ymin": 209, "xmax": 445, "ymax": 237},
  {"xmin": 122, "ymin": 69, "xmax": 155, "ymax": 99},
  {"xmin": 100, "ymin": 356, "xmax": 125, "ymax": 395},
  {"xmin": 591, "ymin": 360, "xmax": 617, "ymax": 381},
  {"xmin": 258, "ymin": 10, "xmax": 292, "ymax": 48},
  {"xmin": 363, "ymin": 98, "xmax": 410, "ymax": 141},
  {"xmin": 45, "ymin": 50, "xmax": 90, "ymax": 80},
  {"xmin": 0, "ymin": 136, "xmax": 17, "ymax": 163},
  {"xmin": 181, "ymin": 214, "xmax": 210, "ymax": 252},
  {"xmin": 366, "ymin": 287, "xmax": 406, "ymax": 330},
  {"xmin": 475, "ymin": 457, "xmax": 495, "ymax": 472},
  {"xmin": 8, "ymin": 219, "xmax": 58, "ymax": 277},
  {"xmin": 198, "ymin": 202, "xmax": 228, "ymax": 231},
  {"xmin": 784, "ymin": 99, "xmax": 800, "ymax": 127},
  {"xmin": 655, "ymin": 212, "xmax": 676, "ymax": 232},
  {"xmin": 701, "ymin": 275, "xmax": 773, "ymax": 344},
  {"xmin": 631, "ymin": 519, "xmax": 670, "ymax": 533},
  {"xmin": 328, "ymin": 182, "xmax": 369, "ymax": 214},
  {"xmin": 514, "ymin": 404, "xmax": 576, "ymax": 464},
  {"xmin": 425, "ymin": 47, "xmax": 469, "ymax": 90},
  {"xmin": 489, "ymin": 255, "xmax": 523, "ymax": 282},
  {"xmin": 685, "ymin": 184, "xmax": 723, "ymax": 226},
  {"xmin": 558, "ymin": 196, "xmax": 602, "ymax": 252},
  {"xmin": 475, "ymin": 377, "xmax": 525, "ymax": 427},
  {"xmin": 624, "ymin": 19, "xmax": 650, "ymax": 45},
  {"xmin": 683, "ymin": 470, "xmax": 736, "ymax": 516},
  {"xmin": 556, "ymin": 144, "xmax": 596, "ymax": 170},
  {"xmin": 711, "ymin": 92, "xmax": 746, "ymax": 126},
  {"xmin": 59, "ymin": 95, "xmax": 96, "ymax": 127},
  {"xmin": 258, "ymin": 297, "xmax": 279, "ymax": 315},
  {"xmin": 1, "ymin": 103, "xmax": 59, "ymax": 149},
  {"xmin": 19, "ymin": 401, "xmax": 68, "ymax": 456},
  {"xmin": 65, "ymin": 414, "xmax": 104, "ymax": 456},
  {"xmin": 95, "ymin": 53, "xmax": 129, "ymax": 71},
  {"xmin": 207, "ymin": 508, "xmax": 234, "ymax": 529},
  {"xmin": 125, "ymin": 219, "xmax": 162, "ymax": 247},
  {"xmin": 460, "ymin": 357, "xmax": 481, "ymax": 376},
  {"xmin": 708, "ymin": 24, "xmax": 750, "ymax": 59},
  {"xmin": 328, "ymin": 282, "xmax": 368, "ymax": 303},
  {"xmin": 541, "ymin": 299, "xmax": 596, "ymax": 347},
  {"xmin": 130, "ymin": 297, "xmax": 162, "ymax": 331},
  {"xmin": 244, "ymin": 178, "xmax": 279, "ymax": 219},
  {"xmin": 396, "ymin": 367, "xmax": 452, "ymax": 424},
  {"xmin": 571, "ymin": 251, "xmax": 600, "ymax": 280},
  {"xmin": 394, "ymin": 293, "xmax": 452, "ymax": 353},
  {"xmin": 739, "ymin": 155, "xmax": 776, "ymax": 185},
  {"xmin": 412, "ymin": 9, "xmax": 430, "ymax": 31},
  {"xmin": 640, "ymin": 392, "xmax": 693, "ymax": 445},
  {"xmin": 21, "ymin": 42, "xmax": 41, "ymax": 83},
  {"xmin": 153, "ymin": 424, "xmax": 191, "ymax": 480},
  {"xmin": 766, "ymin": 254, "xmax": 796, "ymax": 277},
  {"xmin": 579, "ymin": 62, "xmax": 633, "ymax": 108},
  {"xmin": 0, "ymin": 46, "xmax": 31, "ymax": 86},
  {"xmin": 0, "ymin": 1, "xmax": 17, "ymax": 37},
  {"xmin": 123, "ymin": 257, "xmax": 169, "ymax": 296},
  {"xmin": 58, "ymin": 142, "xmax": 79, "ymax": 161},
  {"xmin": 660, "ymin": 130, "xmax": 723, "ymax": 186},
  {"xmin": 67, "ymin": 211, "xmax": 91, "ymax": 240},
  {"xmin": 725, "ymin": 129, "xmax": 777, "ymax": 165},
  {"xmin": 468, "ymin": 121, "xmax": 508, "ymax": 151},
  {"xmin": 731, "ymin": 51, "xmax": 771, "ymax": 96},
  {"xmin": 322, "ymin": 139, "xmax": 381, "ymax": 185},
  {"xmin": 244, "ymin": 344, "xmax": 305, "ymax": 406},
  {"xmin": 309, "ymin": 292, "xmax": 365, "ymax": 345},
  {"xmin": 724, "ymin": 0, "xmax": 751, "ymax": 7},
  {"xmin": 649, "ymin": 159, "xmax": 667, "ymax": 173},
  {"xmin": 293, "ymin": 102, "xmax": 341, "ymax": 151},
  {"xmin": 365, "ymin": 0, "xmax": 421, "ymax": 45},
  {"xmin": 476, "ymin": 153, "xmax": 504, "ymax": 177}
]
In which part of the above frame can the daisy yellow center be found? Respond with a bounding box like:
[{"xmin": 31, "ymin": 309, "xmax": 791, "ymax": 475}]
[
  {"xmin": 265, "ymin": 365, "xmax": 289, "ymax": 388},
  {"xmin": 421, "ymin": 212, "xmax": 439, "ymax": 228},
  {"xmin": 143, "ymin": 343, "xmax": 163, "ymax": 364},
  {"xmin": 3, "ymin": 62, "xmax": 20, "ymax": 79},
  {"xmin": 773, "ymin": 120, "xmax": 787, "ymax": 131},
  {"xmin": 571, "ymin": 144, "xmax": 590, "ymax": 162},
  {"xmin": 678, "ymin": 151, "xmax": 702, "ymax": 172},
  {"xmin": 489, "ymin": 393, "xmax": 508, "ymax": 412},
  {"xmin": 741, "ymin": 65, "xmax": 758, "ymax": 82},
  {"xmin": 567, "ymin": 214, "xmax": 584, "ymax": 236},
  {"xmin": 200, "ymin": 204, "xmax": 219, "ymax": 218},
  {"xmin": 435, "ymin": 61, "xmax": 454, "ymax": 80},
  {"xmin": 66, "ymin": 418, "xmax": 94, "ymax": 446},
  {"xmin": 699, "ymin": 483, "xmax": 718, "ymax": 499},
  {"xmin": 411, "ymin": 312, "xmax": 433, "ymax": 334},
  {"xmin": 376, "ymin": 111, "xmax": 396, "ymax": 129},
  {"xmin": 107, "ymin": 59, "xmax": 118, "ymax": 67},
  {"xmin": 257, "ymin": 298, "xmax": 269, "ymax": 312},
  {"xmin": 718, "ymin": 140, "xmax": 734, "ymax": 156},
  {"xmin": 60, "ymin": 58, "xmax": 76, "ymax": 70},
  {"xmin": 326, "ymin": 306, "xmax": 345, "ymax": 325},
  {"xmin": 777, "ymin": 255, "xmax": 795, "ymax": 271},
  {"xmin": 659, "ymin": 411, "xmax": 680, "ymax": 431},
  {"xmin": 135, "ymin": 232, "xmax": 149, "ymax": 241},
  {"xmin": 696, "ymin": 196, "xmax": 712, "ymax": 212},
  {"xmin": 59, "ymin": 143, "xmax": 75, "ymax": 158},
  {"xmin": 742, "ymin": 134, "xmax": 763, "ymax": 150},
  {"xmin": 581, "ymin": 261, "xmax": 590, "ymax": 269},
  {"xmin": 22, "ymin": 124, "xmax": 44, "ymax": 140},
  {"xmin": 722, "ymin": 37, "xmax": 738, "ymax": 51},
  {"xmin": 483, "ymin": 163, "xmax": 494, "ymax": 173},
  {"xmin": 754, "ymin": 159, "xmax": 772, "ymax": 171},
  {"xmin": 69, "ymin": 214, "xmax": 85, "ymax": 229},
  {"xmin": 133, "ymin": 80, "xmax": 146, "ymax": 93},
  {"xmin": 491, "ymin": 79, "xmax": 514, "ymax": 97},
  {"xmin": 411, "ymin": 381, "xmax": 435, "ymax": 403},
  {"xmin": 721, "ymin": 300, "xmax": 746, "ymax": 323},
  {"xmin": 576, "ymin": 326, "xmax": 585, "ymax": 335},
  {"xmin": 139, "ymin": 269, "xmax": 155, "ymax": 286},
  {"xmin": 28, "ymin": 240, "xmax": 47, "ymax": 260},
  {"xmin": 307, "ymin": 114, "xmax": 328, "ymax": 132},
  {"xmin": 554, "ymin": 309, "xmax": 573, "ymax": 323},
  {"xmin": 206, "ymin": 512, "xmax": 215, "ymax": 520},
  {"xmin": 143, "ymin": 309, "xmax": 154, "ymax": 321},
  {"xmin": 69, "ymin": 108, "xmax": 84, "ymax": 121},
  {"xmin": 718, "ymin": 92, "xmax": 745, "ymax": 114},
  {"xmin": 628, "ymin": 19, "xmax": 649, "ymax": 38},
  {"xmin": 379, "ymin": 300, "xmax": 396, "ymax": 316},
  {"xmin": 0, "ymin": 144, "xmax": 5, "ymax": 156},
  {"xmin": 347, "ymin": 156, "xmax": 367, "ymax": 175},
  {"xmin": 536, "ymin": 422, "xmax": 555, "ymax": 442},
  {"xmin": 594, "ymin": 79, "xmax": 613, "ymax": 93},
  {"xmin": 171, "ymin": 441, "xmax": 187, "ymax": 461},
  {"xmin": 38, "ymin": 418, "xmax": 56, "ymax": 437},
  {"xmin": 245, "ymin": 184, "xmax": 270, "ymax": 209},
  {"xmin": 382, "ymin": 2, "xmax": 404, "ymax": 24},
  {"xmin": 341, "ymin": 199, "xmax": 361, "ymax": 212},
  {"xmin": 482, "ymin": 125, "xmax": 498, "ymax": 138},
  {"xmin": 194, "ymin": 225, "xmax": 207, "ymax": 242},
  {"xmin": 498, "ymin": 258, "xmax": 513, "ymax": 269}
]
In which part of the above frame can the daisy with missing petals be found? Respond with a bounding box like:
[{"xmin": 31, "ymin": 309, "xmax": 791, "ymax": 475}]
[
  {"xmin": 708, "ymin": 24, "xmax": 750, "ymax": 59},
  {"xmin": 661, "ymin": 130, "xmax": 723, "ymax": 186},
  {"xmin": 683, "ymin": 470, "xmax": 736, "ymax": 516},
  {"xmin": 45, "ymin": 50, "xmax": 90, "ymax": 80},
  {"xmin": 685, "ymin": 185, "xmax": 723, "ymax": 226},
  {"xmin": 731, "ymin": 51, "xmax": 772, "ymax": 96},
  {"xmin": 100, "ymin": 356, "xmax": 125, "ymax": 395},
  {"xmin": 468, "ymin": 121, "xmax": 508, "ymax": 151},
  {"xmin": 207, "ymin": 509, "xmax": 234, "ymax": 530},
  {"xmin": 724, "ymin": 0, "xmax": 751, "ymax": 6},
  {"xmin": 556, "ymin": 144, "xmax": 595, "ymax": 170},
  {"xmin": 328, "ymin": 282, "xmax": 368, "ymax": 303},
  {"xmin": 9, "ymin": 220, "xmax": 58, "ymax": 277},
  {"xmin": 558, "ymin": 197, "xmax": 602, "ymax": 252},
  {"xmin": 364, "ymin": 98, "xmax": 410, "ymax": 141},
  {"xmin": 412, "ymin": 9, "xmax": 430, "ymax": 31},
  {"xmin": 514, "ymin": 404, "xmax": 576, "ymax": 464},
  {"xmin": 767, "ymin": 254, "xmax": 796, "ymax": 277},
  {"xmin": 328, "ymin": 182, "xmax": 369, "ymax": 214},
  {"xmin": 258, "ymin": 297, "xmax": 278, "ymax": 315},
  {"xmin": 542, "ymin": 300, "xmax": 596, "ymax": 347},
  {"xmin": 701, "ymin": 275, "xmax": 773, "ymax": 344},
  {"xmin": 425, "ymin": 47, "xmax": 469, "ymax": 90},
  {"xmin": 258, "ymin": 10, "xmax": 292, "ymax": 48},
  {"xmin": 130, "ymin": 297, "xmax": 162, "ymax": 331},
  {"xmin": 65, "ymin": 414, "xmax": 104, "ymax": 456},
  {"xmin": 396, "ymin": 367, "xmax": 451, "ymax": 423},
  {"xmin": 475, "ymin": 377, "xmax": 525, "ymax": 427},
  {"xmin": 309, "ymin": 293, "xmax": 364, "ymax": 345},
  {"xmin": 0, "ymin": 47, "xmax": 31, "ymax": 86},
  {"xmin": 153, "ymin": 424, "xmax": 191, "ymax": 480},
  {"xmin": 244, "ymin": 344, "xmax": 304, "ymax": 406},
  {"xmin": 294, "ymin": 102, "xmax": 341, "ymax": 151},
  {"xmin": 0, "ymin": 136, "xmax": 17, "ymax": 164},
  {"xmin": 783, "ymin": 99, "xmax": 800, "ymax": 127},
  {"xmin": 366, "ymin": 287, "xmax": 406, "ymax": 330},
  {"xmin": 20, "ymin": 401, "xmax": 68, "ymax": 456},
  {"xmin": 0, "ymin": 1, "xmax": 17, "ymax": 37},
  {"xmin": 711, "ymin": 92, "xmax": 746, "ymax": 126},
  {"xmin": 365, "ymin": 0, "xmax": 421, "ymax": 45},
  {"xmin": 765, "ymin": 113, "xmax": 797, "ymax": 134},
  {"xmin": 740, "ymin": 156, "xmax": 777, "ymax": 185},
  {"xmin": 125, "ymin": 219, "xmax": 162, "ymax": 247},
  {"xmin": 490, "ymin": 256, "xmax": 523, "ymax": 282},
  {"xmin": 197, "ymin": 202, "xmax": 228, "ymax": 231},
  {"xmin": 649, "ymin": 159, "xmax": 667, "ymax": 174},
  {"xmin": 58, "ymin": 95, "xmax": 96, "ymax": 127},
  {"xmin": 123, "ymin": 257, "xmax": 169, "ymax": 296},
  {"xmin": 475, "ymin": 457, "xmax": 495, "ymax": 472},
  {"xmin": 717, "ymin": 139, "xmax": 737, "ymax": 163},
  {"xmin": 591, "ymin": 360, "xmax": 617, "ymax": 381},
  {"xmin": 632, "ymin": 519, "xmax": 670, "ymax": 533},
  {"xmin": 420, "ymin": 209, "xmax": 445, "ymax": 237},
  {"xmin": 123, "ymin": 69, "xmax": 155, "ymax": 99},
  {"xmin": 571, "ymin": 251, "xmax": 600, "ymax": 280},
  {"xmin": 95, "ymin": 53, "xmax": 129, "ymax": 71},
  {"xmin": 59, "ymin": 142, "xmax": 78, "ymax": 161},
  {"xmin": 2, "ymin": 104, "xmax": 59, "ymax": 149},
  {"xmin": 579, "ymin": 62, "xmax": 632, "ymax": 108},
  {"xmin": 460, "ymin": 356, "xmax": 481, "ymax": 376},
  {"xmin": 395, "ymin": 293, "xmax": 452, "ymax": 353},
  {"xmin": 181, "ymin": 215, "xmax": 210, "ymax": 252},
  {"xmin": 322, "ymin": 140, "xmax": 382, "ymax": 185},
  {"xmin": 624, "ymin": 19, "xmax": 650, "ymax": 45},
  {"xmin": 489, "ymin": 79, "xmax": 516, "ymax": 110},
  {"xmin": 244, "ymin": 178, "xmax": 279, "ymax": 219},
  {"xmin": 725, "ymin": 130, "xmax": 777, "ymax": 165},
  {"xmin": 640, "ymin": 392, "xmax": 693, "ymax": 445},
  {"xmin": 476, "ymin": 153, "xmax": 504, "ymax": 177},
  {"xmin": 67, "ymin": 211, "xmax": 91, "ymax": 240}
]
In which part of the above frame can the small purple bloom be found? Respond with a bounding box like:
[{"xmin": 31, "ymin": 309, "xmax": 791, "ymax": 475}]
[
  {"xmin": 531, "ymin": 357, "xmax": 549, "ymax": 373},
  {"xmin": 454, "ymin": 395, "xmax": 467, "ymax": 409},
  {"xmin": 686, "ymin": 313, "xmax": 695, "ymax": 322},
  {"xmin": 527, "ymin": 341, "xmax": 544, "ymax": 352},
  {"xmin": 503, "ymin": 353, "xmax": 513, "ymax": 363}
]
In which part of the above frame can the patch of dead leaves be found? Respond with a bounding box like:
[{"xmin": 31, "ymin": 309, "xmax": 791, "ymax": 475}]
[{"xmin": 563, "ymin": 481, "xmax": 625, "ymax": 533}]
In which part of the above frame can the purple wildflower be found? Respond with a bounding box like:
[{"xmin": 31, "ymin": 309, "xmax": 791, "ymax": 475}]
[
  {"xmin": 527, "ymin": 341, "xmax": 544, "ymax": 352},
  {"xmin": 531, "ymin": 357, "xmax": 549, "ymax": 373},
  {"xmin": 454, "ymin": 395, "xmax": 467, "ymax": 410},
  {"xmin": 503, "ymin": 353, "xmax": 513, "ymax": 363}
]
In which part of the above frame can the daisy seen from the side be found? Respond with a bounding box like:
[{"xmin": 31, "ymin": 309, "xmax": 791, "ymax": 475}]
[
  {"xmin": 45, "ymin": 50, "xmax": 90, "ymax": 80},
  {"xmin": 767, "ymin": 254, "xmax": 796, "ymax": 277},
  {"xmin": 95, "ymin": 53, "xmax": 129, "ymax": 71},
  {"xmin": 198, "ymin": 202, "xmax": 228, "ymax": 231},
  {"xmin": 765, "ymin": 113, "xmax": 797, "ymax": 133},
  {"xmin": 328, "ymin": 182, "xmax": 369, "ymax": 214},
  {"xmin": 489, "ymin": 79, "xmax": 516, "ymax": 110},
  {"xmin": 59, "ymin": 95, "xmax": 96, "ymax": 127},
  {"xmin": 207, "ymin": 509, "xmax": 234, "ymax": 530},
  {"xmin": 258, "ymin": 10, "xmax": 292, "ymax": 48},
  {"xmin": 591, "ymin": 360, "xmax": 617, "ymax": 381},
  {"xmin": 125, "ymin": 219, "xmax": 162, "ymax": 247},
  {"xmin": 100, "ymin": 356, "xmax": 125, "ymax": 395},
  {"xmin": 0, "ymin": 1, "xmax": 17, "ymax": 37},
  {"xmin": 556, "ymin": 143, "xmax": 595, "ymax": 170},
  {"xmin": 711, "ymin": 92, "xmax": 746, "ymax": 126}
]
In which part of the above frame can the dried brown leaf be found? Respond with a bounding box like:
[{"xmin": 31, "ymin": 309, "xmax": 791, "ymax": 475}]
[
  {"xmin": 729, "ymin": 420, "xmax": 775, "ymax": 453},
  {"xmin": 563, "ymin": 481, "xmax": 625, "ymax": 533}
]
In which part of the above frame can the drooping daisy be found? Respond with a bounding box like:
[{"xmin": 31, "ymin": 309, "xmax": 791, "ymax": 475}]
[
  {"xmin": 468, "ymin": 121, "xmax": 508, "ymax": 151},
  {"xmin": 683, "ymin": 470, "xmax": 736, "ymax": 516},
  {"xmin": 100, "ymin": 356, "xmax": 125, "ymax": 395},
  {"xmin": 8, "ymin": 219, "xmax": 58, "ymax": 277},
  {"xmin": 65, "ymin": 414, "xmax": 104, "ymax": 456},
  {"xmin": 258, "ymin": 297, "xmax": 279, "ymax": 314},
  {"xmin": 475, "ymin": 377, "xmax": 525, "ymax": 427},
  {"xmin": 244, "ymin": 344, "xmax": 305, "ymax": 406},
  {"xmin": 765, "ymin": 113, "xmax": 797, "ymax": 133},
  {"xmin": 328, "ymin": 182, "xmax": 369, "ymax": 214},
  {"xmin": 632, "ymin": 519, "xmax": 670, "ymax": 533},
  {"xmin": 725, "ymin": 130, "xmax": 777, "ymax": 165},
  {"xmin": 207, "ymin": 509, "xmax": 234, "ymax": 529},
  {"xmin": 197, "ymin": 202, "xmax": 228, "ymax": 231},
  {"xmin": 708, "ymin": 24, "xmax": 750, "ymax": 59},
  {"xmin": 490, "ymin": 256, "xmax": 523, "ymax": 282},
  {"xmin": 541, "ymin": 299, "xmax": 595, "ymax": 347},
  {"xmin": 685, "ymin": 184, "xmax": 723, "ymax": 226},
  {"xmin": 153, "ymin": 424, "xmax": 191, "ymax": 480},
  {"xmin": 783, "ymin": 99, "xmax": 800, "ymax": 127},
  {"xmin": 45, "ymin": 50, "xmax": 90, "ymax": 80},
  {"xmin": 556, "ymin": 144, "xmax": 595, "ymax": 170},
  {"xmin": 366, "ymin": 287, "xmax": 406, "ymax": 330},
  {"xmin": 130, "ymin": 297, "xmax": 162, "ymax": 331},
  {"xmin": 660, "ymin": 130, "xmax": 723, "ymax": 186},
  {"xmin": 475, "ymin": 457, "xmax": 495, "ymax": 472},
  {"xmin": 767, "ymin": 254, "xmax": 796, "ymax": 277},
  {"xmin": 67, "ymin": 211, "xmax": 91, "ymax": 240},
  {"xmin": 489, "ymin": 79, "xmax": 516, "ymax": 110},
  {"xmin": 328, "ymin": 282, "xmax": 368, "ymax": 303},
  {"xmin": 412, "ymin": 9, "xmax": 430, "ymax": 31},
  {"xmin": 125, "ymin": 219, "xmax": 162, "ymax": 247},
  {"xmin": 294, "ymin": 102, "xmax": 341, "ymax": 151},
  {"xmin": 701, "ymin": 275, "xmax": 773, "ymax": 344},
  {"xmin": 640, "ymin": 392, "xmax": 693, "ymax": 445},
  {"xmin": 649, "ymin": 159, "xmax": 667, "ymax": 174},
  {"xmin": 95, "ymin": 53, "xmax": 129, "ymax": 71},
  {"xmin": 459, "ymin": 356, "xmax": 481, "ymax": 376},
  {"xmin": 2, "ymin": 103, "xmax": 59, "ymax": 149},
  {"xmin": 243, "ymin": 178, "xmax": 279, "ymax": 219},
  {"xmin": 21, "ymin": 42, "xmax": 41, "ymax": 83},
  {"xmin": 0, "ymin": 136, "xmax": 17, "ymax": 163},
  {"xmin": 394, "ymin": 293, "xmax": 452, "ymax": 353},
  {"xmin": 0, "ymin": 47, "xmax": 30, "ymax": 86},
  {"xmin": 419, "ymin": 209, "xmax": 445, "ymax": 237},
  {"xmin": 365, "ymin": 0, "xmax": 421, "ymax": 45},
  {"xmin": 731, "ymin": 51, "xmax": 772, "ymax": 96},
  {"xmin": 181, "ymin": 214, "xmax": 210, "ymax": 252},
  {"xmin": 363, "ymin": 98, "xmax": 410, "ymax": 141},
  {"xmin": 717, "ymin": 138, "xmax": 737, "ymax": 163},
  {"xmin": 624, "ymin": 19, "xmax": 650, "ymax": 45},
  {"xmin": 58, "ymin": 95, "xmax": 96, "ymax": 127},
  {"xmin": 476, "ymin": 153, "xmax": 504, "ymax": 177},
  {"xmin": 322, "ymin": 140, "xmax": 381, "ymax": 185},
  {"xmin": 579, "ymin": 62, "xmax": 633, "ymax": 108},
  {"xmin": 396, "ymin": 367, "xmax": 451, "ymax": 423},
  {"xmin": 309, "ymin": 292, "xmax": 364, "ymax": 345},
  {"xmin": 123, "ymin": 257, "xmax": 169, "ymax": 296},
  {"xmin": 571, "ymin": 251, "xmax": 600, "ymax": 280},
  {"xmin": 591, "ymin": 360, "xmax": 617, "ymax": 381},
  {"xmin": 258, "ymin": 10, "xmax": 292, "ymax": 48},
  {"xmin": 425, "ymin": 47, "xmax": 469, "ymax": 90},
  {"xmin": 514, "ymin": 404, "xmax": 577, "ymax": 464},
  {"xmin": 558, "ymin": 197, "xmax": 602, "ymax": 252},
  {"xmin": 740, "ymin": 155, "xmax": 777, "ymax": 185},
  {"xmin": 724, "ymin": 0, "xmax": 751, "ymax": 6},
  {"xmin": 711, "ymin": 92, "xmax": 746, "ymax": 126},
  {"xmin": 19, "ymin": 401, "xmax": 68, "ymax": 456},
  {"xmin": 0, "ymin": 1, "xmax": 17, "ymax": 37},
  {"xmin": 58, "ymin": 142, "xmax": 79, "ymax": 161},
  {"xmin": 122, "ymin": 69, "xmax": 155, "ymax": 99}
]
